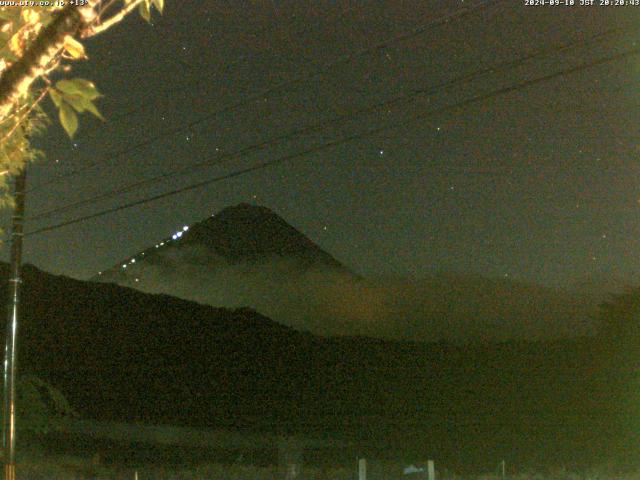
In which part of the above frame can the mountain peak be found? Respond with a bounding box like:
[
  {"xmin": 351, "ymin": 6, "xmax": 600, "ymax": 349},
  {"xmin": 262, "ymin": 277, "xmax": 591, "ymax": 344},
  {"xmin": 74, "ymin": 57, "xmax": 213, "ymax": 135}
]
[
  {"xmin": 95, "ymin": 204, "xmax": 353, "ymax": 283},
  {"xmin": 186, "ymin": 203, "xmax": 345, "ymax": 268},
  {"xmin": 219, "ymin": 202, "xmax": 274, "ymax": 215}
]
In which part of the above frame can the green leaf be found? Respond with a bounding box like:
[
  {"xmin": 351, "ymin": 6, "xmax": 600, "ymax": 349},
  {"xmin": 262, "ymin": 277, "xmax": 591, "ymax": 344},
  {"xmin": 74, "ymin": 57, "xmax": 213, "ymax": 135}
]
[
  {"xmin": 63, "ymin": 35, "xmax": 86, "ymax": 60},
  {"xmin": 63, "ymin": 94, "xmax": 104, "ymax": 121},
  {"xmin": 56, "ymin": 78, "xmax": 101, "ymax": 100},
  {"xmin": 139, "ymin": 0, "xmax": 151, "ymax": 22},
  {"xmin": 49, "ymin": 89, "xmax": 62, "ymax": 108},
  {"xmin": 8, "ymin": 31, "xmax": 21, "ymax": 55},
  {"xmin": 62, "ymin": 93, "xmax": 86, "ymax": 112},
  {"xmin": 59, "ymin": 103, "xmax": 78, "ymax": 138},
  {"xmin": 151, "ymin": 0, "xmax": 164, "ymax": 13},
  {"xmin": 82, "ymin": 99, "xmax": 105, "ymax": 121}
]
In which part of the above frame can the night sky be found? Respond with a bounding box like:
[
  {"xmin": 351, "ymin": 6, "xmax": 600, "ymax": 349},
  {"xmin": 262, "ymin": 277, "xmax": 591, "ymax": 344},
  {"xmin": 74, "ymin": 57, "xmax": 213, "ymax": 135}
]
[{"xmin": 6, "ymin": 0, "xmax": 640, "ymax": 286}]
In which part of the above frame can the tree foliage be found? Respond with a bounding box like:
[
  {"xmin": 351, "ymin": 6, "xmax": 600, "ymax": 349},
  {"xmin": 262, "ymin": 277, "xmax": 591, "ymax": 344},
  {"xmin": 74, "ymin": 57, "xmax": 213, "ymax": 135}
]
[{"xmin": 0, "ymin": 0, "xmax": 162, "ymax": 203}]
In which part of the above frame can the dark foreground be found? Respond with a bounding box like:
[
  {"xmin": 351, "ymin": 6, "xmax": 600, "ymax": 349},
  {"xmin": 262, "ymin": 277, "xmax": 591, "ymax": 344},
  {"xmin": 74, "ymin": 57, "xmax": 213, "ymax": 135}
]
[{"xmin": 3, "ymin": 264, "xmax": 639, "ymax": 471}]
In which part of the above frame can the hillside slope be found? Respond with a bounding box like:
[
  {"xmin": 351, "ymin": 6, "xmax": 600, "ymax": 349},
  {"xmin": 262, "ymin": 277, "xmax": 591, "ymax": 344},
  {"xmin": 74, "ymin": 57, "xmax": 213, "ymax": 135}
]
[{"xmin": 1, "ymin": 264, "xmax": 626, "ymax": 467}]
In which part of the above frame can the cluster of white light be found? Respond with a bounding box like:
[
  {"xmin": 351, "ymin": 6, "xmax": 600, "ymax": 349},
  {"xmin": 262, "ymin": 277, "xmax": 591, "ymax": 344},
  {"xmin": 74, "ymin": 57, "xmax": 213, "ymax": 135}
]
[
  {"xmin": 170, "ymin": 226, "xmax": 189, "ymax": 241},
  {"xmin": 111, "ymin": 225, "xmax": 191, "ymax": 276},
  {"xmin": 121, "ymin": 257, "xmax": 138, "ymax": 269}
]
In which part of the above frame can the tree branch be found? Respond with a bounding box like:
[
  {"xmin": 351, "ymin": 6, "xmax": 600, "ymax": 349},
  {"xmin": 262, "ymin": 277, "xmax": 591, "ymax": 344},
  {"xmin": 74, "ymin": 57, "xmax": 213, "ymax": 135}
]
[
  {"xmin": 86, "ymin": 0, "xmax": 145, "ymax": 37},
  {"xmin": 0, "ymin": 87, "xmax": 49, "ymax": 146},
  {"xmin": 0, "ymin": 1, "xmax": 99, "ymax": 123}
]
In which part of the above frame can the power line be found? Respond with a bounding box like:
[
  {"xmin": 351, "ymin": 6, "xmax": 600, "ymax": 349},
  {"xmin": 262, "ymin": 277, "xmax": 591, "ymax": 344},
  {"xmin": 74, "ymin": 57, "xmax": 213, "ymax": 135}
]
[
  {"xmin": 24, "ymin": 45, "xmax": 640, "ymax": 237},
  {"xmin": 28, "ymin": 0, "xmax": 505, "ymax": 193},
  {"xmin": 27, "ymin": 26, "xmax": 630, "ymax": 222}
]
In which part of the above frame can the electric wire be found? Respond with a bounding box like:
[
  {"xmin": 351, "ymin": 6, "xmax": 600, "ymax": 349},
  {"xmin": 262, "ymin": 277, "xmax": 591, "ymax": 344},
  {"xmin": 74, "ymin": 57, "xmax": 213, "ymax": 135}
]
[
  {"xmin": 28, "ymin": 0, "xmax": 505, "ymax": 193},
  {"xmin": 27, "ymin": 26, "xmax": 630, "ymax": 222},
  {"xmin": 24, "ymin": 45, "xmax": 640, "ymax": 237}
]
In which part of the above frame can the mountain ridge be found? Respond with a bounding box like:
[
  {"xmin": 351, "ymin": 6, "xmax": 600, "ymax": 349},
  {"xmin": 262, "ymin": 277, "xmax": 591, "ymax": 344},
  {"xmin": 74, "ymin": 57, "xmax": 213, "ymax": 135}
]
[
  {"xmin": 94, "ymin": 203, "xmax": 354, "ymax": 284},
  {"xmin": 91, "ymin": 203, "xmax": 603, "ymax": 341},
  {"xmin": 2, "ymin": 262, "xmax": 624, "ymax": 468}
]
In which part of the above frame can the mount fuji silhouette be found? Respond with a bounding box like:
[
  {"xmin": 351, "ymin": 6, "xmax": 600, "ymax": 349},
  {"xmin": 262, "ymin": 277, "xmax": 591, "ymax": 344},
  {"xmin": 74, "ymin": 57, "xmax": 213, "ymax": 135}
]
[{"xmin": 93, "ymin": 203, "xmax": 597, "ymax": 341}]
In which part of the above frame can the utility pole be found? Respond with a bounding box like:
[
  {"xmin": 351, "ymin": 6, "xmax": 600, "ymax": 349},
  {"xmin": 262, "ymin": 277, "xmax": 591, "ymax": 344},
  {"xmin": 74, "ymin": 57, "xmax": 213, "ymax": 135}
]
[{"xmin": 2, "ymin": 168, "xmax": 26, "ymax": 480}]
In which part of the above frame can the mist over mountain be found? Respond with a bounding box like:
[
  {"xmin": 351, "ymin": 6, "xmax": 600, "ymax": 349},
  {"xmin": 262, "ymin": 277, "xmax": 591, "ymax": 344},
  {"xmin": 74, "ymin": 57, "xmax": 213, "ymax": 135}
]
[{"xmin": 95, "ymin": 203, "xmax": 601, "ymax": 341}]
